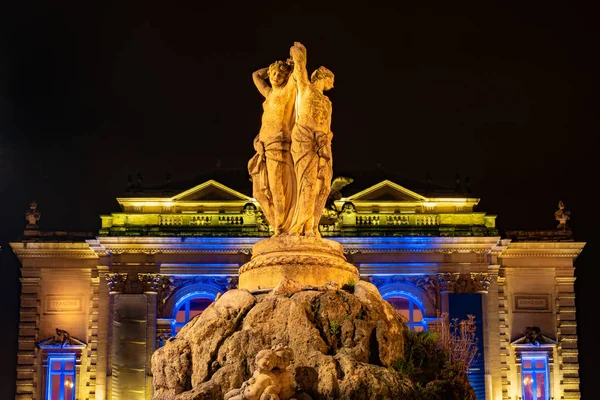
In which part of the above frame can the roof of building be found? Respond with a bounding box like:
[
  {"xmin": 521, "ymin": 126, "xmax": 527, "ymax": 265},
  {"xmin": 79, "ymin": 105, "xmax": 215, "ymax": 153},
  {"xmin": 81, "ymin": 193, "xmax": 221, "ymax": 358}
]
[{"xmin": 122, "ymin": 165, "xmax": 468, "ymax": 199}]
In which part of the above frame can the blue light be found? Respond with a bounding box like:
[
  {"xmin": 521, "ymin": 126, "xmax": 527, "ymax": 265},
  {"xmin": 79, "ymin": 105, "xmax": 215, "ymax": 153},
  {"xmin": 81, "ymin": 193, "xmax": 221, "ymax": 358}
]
[{"xmin": 46, "ymin": 354, "xmax": 76, "ymax": 400}]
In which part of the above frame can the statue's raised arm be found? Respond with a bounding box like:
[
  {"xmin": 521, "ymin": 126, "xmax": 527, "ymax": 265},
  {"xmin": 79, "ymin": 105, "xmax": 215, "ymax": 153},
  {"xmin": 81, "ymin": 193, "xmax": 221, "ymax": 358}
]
[
  {"xmin": 290, "ymin": 42, "xmax": 309, "ymax": 90},
  {"xmin": 252, "ymin": 67, "xmax": 272, "ymax": 98}
]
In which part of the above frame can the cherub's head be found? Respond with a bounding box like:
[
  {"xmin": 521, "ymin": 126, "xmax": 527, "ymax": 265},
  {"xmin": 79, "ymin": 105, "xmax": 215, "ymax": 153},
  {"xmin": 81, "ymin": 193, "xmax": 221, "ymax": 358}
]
[
  {"xmin": 255, "ymin": 349, "xmax": 278, "ymax": 372},
  {"xmin": 272, "ymin": 344, "xmax": 293, "ymax": 369},
  {"xmin": 268, "ymin": 60, "xmax": 293, "ymax": 87},
  {"xmin": 311, "ymin": 66, "xmax": 334, "ymax": 90}
]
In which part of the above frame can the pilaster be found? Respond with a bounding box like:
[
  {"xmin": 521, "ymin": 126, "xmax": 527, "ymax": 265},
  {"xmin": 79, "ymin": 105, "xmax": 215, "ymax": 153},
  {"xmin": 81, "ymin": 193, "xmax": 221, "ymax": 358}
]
[
  {"xmin": 95, "ymin": 266, "xmax": 110, "ymax": 400},
  {"xmin": 106, "ymin": 273, "xmax": 161, "ymax": 400},
  {"xmin": 555, "ymin": 275, "xmax": 579, "ymax": 399},
  {"xmin": 16, "ymin": 275, "xmax": 41, "ymax": 400}
]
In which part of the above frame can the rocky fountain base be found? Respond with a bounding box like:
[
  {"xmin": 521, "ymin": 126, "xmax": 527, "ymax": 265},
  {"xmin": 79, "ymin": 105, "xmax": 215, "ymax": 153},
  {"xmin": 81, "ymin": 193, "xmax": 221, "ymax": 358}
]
[{"xmin": 151, "ymin": 278, "xmax": 416, "ymax": 400}]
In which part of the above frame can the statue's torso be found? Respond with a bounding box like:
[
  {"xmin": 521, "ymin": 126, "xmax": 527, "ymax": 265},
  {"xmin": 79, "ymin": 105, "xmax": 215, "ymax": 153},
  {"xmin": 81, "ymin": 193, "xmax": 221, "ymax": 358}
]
[
  {"xmin": 297, "ymin": 86, "xmax": 332, "ymax": 132},
  {"xmin": 259, "ymin": 84, "xmax": 296, "ymax": 142}
]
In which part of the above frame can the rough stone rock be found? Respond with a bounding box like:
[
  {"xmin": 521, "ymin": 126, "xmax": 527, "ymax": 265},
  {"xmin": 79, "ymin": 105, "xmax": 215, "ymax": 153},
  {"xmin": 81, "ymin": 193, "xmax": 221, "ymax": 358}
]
[
  {"xmin": 272, "ymin": 277, "xmax": 304, "ymax": 296},
  {"xmin": 151, "ymin": 336, "xmax": 192, "ymax": 399},
  {"xmin": 152, "ymin": 281, "xmax": 416, "ymax": 399}
]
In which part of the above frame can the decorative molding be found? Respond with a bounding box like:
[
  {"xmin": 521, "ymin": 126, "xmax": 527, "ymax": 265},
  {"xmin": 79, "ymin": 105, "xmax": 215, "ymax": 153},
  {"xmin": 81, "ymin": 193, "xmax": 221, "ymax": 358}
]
[
  {"xmin": 368, "ymin": 274, "xmax": 440, "ymax": 312},
  {"xmin": 343, "ymin": 247, "xmax": 491, "ymax": 255},
  {"xmin": 239, "ymin": 255, "xmax": 357, "ymax": 275},
  {"xmin": 513, "ymin": 294, "xmax": 552, "ymax": 313},
  {"xmin": 470, "ymin": 272, "xmax": 491, "ymax": 293},
  {"xmin": 170, "ymin": 275, "xmax": 238, "ymax": 293},
  {"xmin": 437, "ymin": 272, "xmax": 461, "ymax": 293},
  {"xmin": 104, "ymin": 248, "xmax": 252, "ymax": 255},
  {"xmin": 106, "ymin": 272, "xmax": 166, "ymax": 294},
  {"xmin": 500, "ymin": 252, "xmax": 581, "ymax": 258},
  {"xmin": 12, "ymin": 251, "xmax": 98, "ymax": 259},
  {"xmin": 44, "ymin": 294, "xmax": 84, "ymax": 314}
]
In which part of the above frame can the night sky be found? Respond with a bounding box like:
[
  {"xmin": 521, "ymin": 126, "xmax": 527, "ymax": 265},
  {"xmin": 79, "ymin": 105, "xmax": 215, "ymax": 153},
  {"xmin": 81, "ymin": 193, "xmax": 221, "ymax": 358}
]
[{"xmin": 1, "ymin": 2, "xmax": 597, "ymax": 397}]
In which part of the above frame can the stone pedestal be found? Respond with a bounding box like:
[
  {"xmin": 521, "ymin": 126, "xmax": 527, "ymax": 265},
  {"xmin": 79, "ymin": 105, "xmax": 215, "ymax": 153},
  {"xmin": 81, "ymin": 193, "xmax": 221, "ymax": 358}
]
[{"xmin": 238, "ymin": 235, "xmax": 359, "ymax": 291}]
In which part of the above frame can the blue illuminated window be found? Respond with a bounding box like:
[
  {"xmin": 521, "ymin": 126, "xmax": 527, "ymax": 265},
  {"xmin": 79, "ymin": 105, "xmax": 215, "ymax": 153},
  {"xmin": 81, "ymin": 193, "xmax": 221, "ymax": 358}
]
[
  {"xmin": 46, "ymin": 355, "xmax": 76, "ymax": 400},
  {"xmin": 171, "ymin": 293, "xmax": 214, "ymax": 335},
  {"xmin": 521, "ymin": 353, "xmax": 550, "ymax": 400},
  {"xmin": 385, "ymin": 295, "xmax": 426, "ymax": 332}
]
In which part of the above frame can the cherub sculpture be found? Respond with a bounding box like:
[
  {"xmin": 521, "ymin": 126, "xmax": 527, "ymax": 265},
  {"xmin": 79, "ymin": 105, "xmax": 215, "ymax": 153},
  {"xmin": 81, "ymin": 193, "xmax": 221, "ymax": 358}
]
[
  {"xmin": 224, "ymin": 345, "xmax": 310, "ymax": 400},
  {"xmin": 224, "ymin": 349, "xmax": 281, "ymax": 400}
]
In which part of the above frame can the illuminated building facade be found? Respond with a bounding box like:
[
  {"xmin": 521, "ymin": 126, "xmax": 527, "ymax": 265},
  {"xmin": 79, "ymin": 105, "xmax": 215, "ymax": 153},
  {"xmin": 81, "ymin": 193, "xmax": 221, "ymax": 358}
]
[{"xmin": 10, "ymin": 171, "xmax": 584, "ymax": 400}]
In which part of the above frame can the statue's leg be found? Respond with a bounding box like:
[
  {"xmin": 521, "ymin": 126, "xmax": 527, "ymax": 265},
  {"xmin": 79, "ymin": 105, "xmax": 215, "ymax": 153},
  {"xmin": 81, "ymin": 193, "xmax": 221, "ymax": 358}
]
[
  {"xmin": 299, "ymin": 157, "xmax": 319, "ymax": 237},
  {"xmin": 266, "ymin": 157, "xmax": 286, "ymax": 235}
]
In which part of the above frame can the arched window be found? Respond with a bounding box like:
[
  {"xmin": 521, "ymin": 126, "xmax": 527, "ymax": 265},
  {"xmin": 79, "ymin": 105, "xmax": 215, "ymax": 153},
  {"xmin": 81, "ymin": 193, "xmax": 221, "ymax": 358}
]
[
  {"xmin": 171, "ymin": 292, "xmax": 215, "ymax": 335},
  {"xmin": 384, "ymin": 294, "xmax": 426, "ymax": 332}
]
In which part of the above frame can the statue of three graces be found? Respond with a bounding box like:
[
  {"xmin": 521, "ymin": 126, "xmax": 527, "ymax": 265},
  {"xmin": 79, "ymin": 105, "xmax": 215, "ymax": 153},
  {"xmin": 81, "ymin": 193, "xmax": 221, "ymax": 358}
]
[{"xmin": 248, "ymin": 42, "xmax": 335, "ymax": 238}]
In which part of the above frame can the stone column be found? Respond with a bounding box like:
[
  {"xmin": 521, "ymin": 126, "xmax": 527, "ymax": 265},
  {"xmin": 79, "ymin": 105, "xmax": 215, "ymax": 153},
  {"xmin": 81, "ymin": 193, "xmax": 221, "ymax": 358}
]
[
  {"xmin": 436, "ymin": 272, "xmax": 460, "ymax": 316},
  {"xmin": 95, "ymin": 266, "xmax": 110, "ymax": 400},
  {"xmin": 106, "ymin": 273, "xmax": 161, "ymax": 400},
  {"xmin": 139, "ymin": 274, "xmax": 160, "ymax": 400},
  {"xmin": 471, "ymin": 271, "xmax": 494, "ymax": 400}
]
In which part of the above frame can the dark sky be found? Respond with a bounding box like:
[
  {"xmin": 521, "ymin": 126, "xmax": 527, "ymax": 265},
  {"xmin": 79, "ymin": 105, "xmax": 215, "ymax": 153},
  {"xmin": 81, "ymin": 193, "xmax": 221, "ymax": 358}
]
[{"xmin": 1, "ymin": 2, "xmax": 597, "ymax": 397}]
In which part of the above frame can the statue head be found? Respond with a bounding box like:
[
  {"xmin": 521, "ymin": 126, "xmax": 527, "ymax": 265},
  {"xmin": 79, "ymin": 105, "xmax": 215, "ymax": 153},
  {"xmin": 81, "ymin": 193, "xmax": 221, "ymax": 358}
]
[
  {"xmin": 243, "ymin": 202, "xmax": 257, "ymax": 216},
  {"xmin": 254, "ymin": 349, "xmax": 278, "ymax": 372},
  {"xmin": 268, "ymin": 60, "xmax": 293, "ymax": 87},
  {"xmin": 311, "ymin": 66, "xmax": 334, "ymax": 90},
  {"xmin": 342, "ymin": 202, "xmax": 356, "ymax": 214},
  {"xmin": 271, "ymin": 344, "xmax": 293, "ymax": 369}
]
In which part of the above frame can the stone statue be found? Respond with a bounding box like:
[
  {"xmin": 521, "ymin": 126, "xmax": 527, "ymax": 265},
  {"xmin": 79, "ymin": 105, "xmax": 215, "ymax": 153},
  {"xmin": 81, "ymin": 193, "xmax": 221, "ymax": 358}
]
[
  {"xmin": 239, "ymin": 43, "xmax": 356, "ymax": 292},
  {"xmin": 224, "ymin": 348, "xmax": 281, "ymax": 400},
  {"xmin": 248, "ymin": 59, "xmax": 298, "ymax": 235},
  {"xmin": 38, "ymin": 328, "xmax": 74, "ymax": 347},
  {"xmin": 525, "ymin": 326, "xmax": 543, "ymax": 346},
  {"xmin": 25, "ymin": 201, "xmax": 41, "ymax": 228},
  {"xmin": 555, "ymin": 200, "xmax": 570, "ymax": 229},
  {"xmin": 289, "ymin": 42, "xmax": 335, "ymax": 237},
  {"xmin": 224, "ymin": 344, "xmax": 308, "ymax": 400}
]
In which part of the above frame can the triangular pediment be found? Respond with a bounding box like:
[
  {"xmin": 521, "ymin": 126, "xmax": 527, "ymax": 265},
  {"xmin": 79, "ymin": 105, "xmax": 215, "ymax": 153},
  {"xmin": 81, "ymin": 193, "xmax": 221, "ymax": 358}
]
[
  {"xmin": 173, "ymin": 180, "xmax": 251, "ymax": 202},
  {"xmin": 511, "ymin": 327, "xmax": 556, "ymax": 347},
  {"xmin": 347, "ymin": 180, "xmax": 427, "ymax": 202}
]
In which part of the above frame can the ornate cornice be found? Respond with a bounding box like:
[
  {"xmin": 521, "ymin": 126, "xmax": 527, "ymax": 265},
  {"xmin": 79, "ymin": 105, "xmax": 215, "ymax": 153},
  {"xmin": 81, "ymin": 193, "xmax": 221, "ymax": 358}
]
[
  {"xmin": 343, "ymin": 247, "xmax": 493, "ymax": 255},
  {"xmin": 499, "ymin": 242, "xmax": 585, "ymax": 259},
  {"xmin": 103, "ymin": 248, "xmax": 252, "ymax": 255},
  {"xmin": 11, "ymin": 250, "xmax": 98, "ymax": 259},
  {"xmin": 500, "ymin": 252, "xmax": 581, "ymax": 258}
]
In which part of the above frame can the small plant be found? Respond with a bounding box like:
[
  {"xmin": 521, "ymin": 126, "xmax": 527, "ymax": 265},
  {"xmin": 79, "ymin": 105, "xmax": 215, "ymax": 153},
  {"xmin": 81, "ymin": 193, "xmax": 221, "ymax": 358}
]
[
  {"xmin": 329, "ymin": 320, "xmax": 341, "ymax": 336},
  {"xmin": 393, "ymin": 313, "xmax": 479, "ymax": 399},
  {"xmin": 341, "ymin": 278, "xmax": 356, "ymax": 292},
  {"xmin": 431, "ymin": 313, "xmax": 479, "ymax": 373}
]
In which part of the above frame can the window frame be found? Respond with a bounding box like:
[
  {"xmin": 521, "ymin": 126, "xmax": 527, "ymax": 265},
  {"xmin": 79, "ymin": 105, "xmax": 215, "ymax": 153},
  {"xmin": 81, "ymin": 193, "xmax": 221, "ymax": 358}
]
[
  {"xmin": 45, "ymin": 353, "xmax": 76, "ymax": 400},
  {"xmin": 382, "ymin": 291, "xmax": 427, "ymax": 332},
  {"xmin": 520, "ymin": 352, "xmax": 550, "ymax": 400},
  {"xmin": 171, "ymin": 291, "xmax": 216, "ymax": 335}
]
